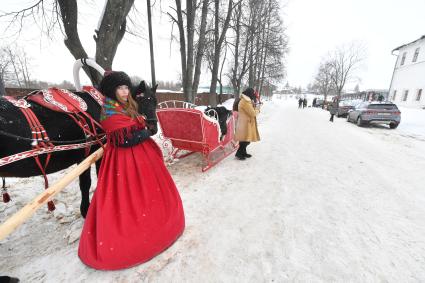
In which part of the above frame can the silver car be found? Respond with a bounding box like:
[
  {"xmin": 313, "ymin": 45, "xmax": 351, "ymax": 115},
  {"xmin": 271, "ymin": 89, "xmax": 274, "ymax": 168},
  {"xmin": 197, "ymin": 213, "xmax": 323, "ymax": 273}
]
[{"xmin": 346, "ymin": 102, "xmax": 401, "ymax": 129}]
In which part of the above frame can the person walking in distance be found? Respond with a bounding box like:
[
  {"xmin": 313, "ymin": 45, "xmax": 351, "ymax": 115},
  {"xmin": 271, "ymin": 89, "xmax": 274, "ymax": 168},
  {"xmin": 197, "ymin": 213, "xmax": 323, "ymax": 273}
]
[
  {"xmin": 234, "ymin": 88, "xmax": 260, "ymax": 160},
  {"xmin": 329, "ymin": 97, "xmax": 339, "ymax": 122}
]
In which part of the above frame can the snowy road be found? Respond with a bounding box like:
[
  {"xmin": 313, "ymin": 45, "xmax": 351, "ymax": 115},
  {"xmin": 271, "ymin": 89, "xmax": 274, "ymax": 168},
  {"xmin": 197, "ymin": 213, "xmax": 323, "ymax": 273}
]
[{"xmin": 1, "ymin": 99, "xmax": 425, "ymax": 282}]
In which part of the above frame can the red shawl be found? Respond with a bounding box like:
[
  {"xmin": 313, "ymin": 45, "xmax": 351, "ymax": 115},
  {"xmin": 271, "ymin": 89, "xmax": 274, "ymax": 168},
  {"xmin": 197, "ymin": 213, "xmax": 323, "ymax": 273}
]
[{"xmin": 101, "ymin": 114, "xmax": 146, "ymax": 146}]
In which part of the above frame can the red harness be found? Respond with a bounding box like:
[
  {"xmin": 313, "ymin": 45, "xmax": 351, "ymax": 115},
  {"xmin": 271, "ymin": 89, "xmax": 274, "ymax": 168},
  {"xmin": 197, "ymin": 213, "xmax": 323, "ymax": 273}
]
[{"xmin": 2, "ymin": 87, "xmax": 105, "ymax": 210}]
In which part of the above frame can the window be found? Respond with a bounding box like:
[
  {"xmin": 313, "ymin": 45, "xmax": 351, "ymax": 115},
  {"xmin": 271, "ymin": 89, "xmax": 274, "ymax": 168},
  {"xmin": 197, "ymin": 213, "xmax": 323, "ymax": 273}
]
[
  {"xmin": 416, "ymin": 89, "xmax": 422, "ymax": 101},
  {"xmin": 400, "ymin": 52, "xmax": 407, "ymax": 66},
  {"xmin": 412, "ymin": 48, "xmax": 420, "ymax": 62},
  {"xmin": 392, "ymin": 90, "xmax": 397, "ymax": 101},
  {"xmin": 402, "ymin": 90, "xmax": 409, "ymax": 101}
]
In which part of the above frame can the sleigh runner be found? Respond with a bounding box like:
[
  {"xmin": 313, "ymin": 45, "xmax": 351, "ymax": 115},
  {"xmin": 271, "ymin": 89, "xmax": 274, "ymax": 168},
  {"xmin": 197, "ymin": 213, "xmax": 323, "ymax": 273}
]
[{"xmin": 157, "ymin": 100, "xmax": 238, "ymax": 172}]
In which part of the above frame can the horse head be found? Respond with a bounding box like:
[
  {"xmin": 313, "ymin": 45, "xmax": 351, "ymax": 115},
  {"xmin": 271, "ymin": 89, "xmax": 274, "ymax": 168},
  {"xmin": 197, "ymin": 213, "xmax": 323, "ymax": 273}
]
[{"xmin": 133, "ymin": 81, "xmax": 159, "ymax": 135}]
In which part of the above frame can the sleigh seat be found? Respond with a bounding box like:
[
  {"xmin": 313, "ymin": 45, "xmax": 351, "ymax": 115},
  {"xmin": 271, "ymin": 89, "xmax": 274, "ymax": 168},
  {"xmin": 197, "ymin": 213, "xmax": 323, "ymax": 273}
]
[{"xmin": 157, "ymin": 100, "xmax": 238, "ymax": 172}]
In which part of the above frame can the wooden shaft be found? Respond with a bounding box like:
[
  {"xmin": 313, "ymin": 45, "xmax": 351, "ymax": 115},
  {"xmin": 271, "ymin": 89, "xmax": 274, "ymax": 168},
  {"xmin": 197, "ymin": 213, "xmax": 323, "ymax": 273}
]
[{"xmin": 0, "ymin": 147, "xmax": 104, "ymax": 241}]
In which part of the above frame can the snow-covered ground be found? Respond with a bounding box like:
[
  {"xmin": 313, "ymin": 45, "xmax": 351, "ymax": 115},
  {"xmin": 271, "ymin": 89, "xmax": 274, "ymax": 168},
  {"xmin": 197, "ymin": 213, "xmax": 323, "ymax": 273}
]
[
  {"xmin": 398, "ymin": 106, "xmax": 425, "ymax": 141},
  {"xmin": 1, "ymin": 98, "xmax": 425, "ymax": 282}
]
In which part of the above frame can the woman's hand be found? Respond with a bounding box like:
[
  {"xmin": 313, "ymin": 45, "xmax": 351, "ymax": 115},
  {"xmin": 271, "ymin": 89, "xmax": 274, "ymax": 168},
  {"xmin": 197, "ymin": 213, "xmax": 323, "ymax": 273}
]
[{"xmin": 118, "ymin": 129, "xmax": 151, "ymax": 147}]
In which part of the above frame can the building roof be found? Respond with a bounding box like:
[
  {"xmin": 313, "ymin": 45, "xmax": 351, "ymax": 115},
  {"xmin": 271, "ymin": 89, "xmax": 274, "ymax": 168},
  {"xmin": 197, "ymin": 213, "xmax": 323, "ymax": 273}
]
[{"xmin": 392, "ymin": 35, "xmax": 425, "ymax": 53}]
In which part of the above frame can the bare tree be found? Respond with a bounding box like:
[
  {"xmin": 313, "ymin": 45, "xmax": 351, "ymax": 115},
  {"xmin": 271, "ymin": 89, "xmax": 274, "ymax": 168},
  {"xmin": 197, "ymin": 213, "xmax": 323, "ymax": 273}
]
[
  {"xmin": 313, "ymin": 60, "xmax": 335, "ymax": 107},
  {"xmin": 226, "ymin": 0, "xmax": 287, "ymax": 98},
  {"xmin": 228, "ymin": 0, "xmax": 260, "ymax": 96},
  {"xmin": 208, "ymin": 0, "xmax": 234, "ymax": 106},
  {"xmin": 5, "ymin": 46, "xmax": 32, "ymax": 88},
  {"xmin": 1, "ymin": 0, "xmax": 137, "ymax": 86},
  {"xmin": 0, "ymin": 45, "xmax": 34, "ymax": 93},
  {"xmin": 192, "ymin": 0, "xmax": 210, "ymax": 97},
  {"xmin": 328, "ymin": 43, "xmax": 365, "ymax": 99},
  {"xmin": 0, "ymin": 49, "xmax": 10, "ymax": 95},
  {"xmin": 228, "ymin": 0, "xmax": 244, "ymax": 96},
  {"xmin": 168, "ymin": 0, "xmax": 210, "ymax": 103},
  {"xmin": 257, "ymin": 0, "xmax": 287, "ymax": 96}
]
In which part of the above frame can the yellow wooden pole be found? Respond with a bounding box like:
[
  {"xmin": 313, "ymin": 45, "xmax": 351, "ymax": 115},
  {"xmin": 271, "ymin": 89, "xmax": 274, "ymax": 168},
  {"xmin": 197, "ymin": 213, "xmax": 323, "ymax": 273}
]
[{"xmin": 0, "ymin": 147, "xmax": 104, "ymax": 241}]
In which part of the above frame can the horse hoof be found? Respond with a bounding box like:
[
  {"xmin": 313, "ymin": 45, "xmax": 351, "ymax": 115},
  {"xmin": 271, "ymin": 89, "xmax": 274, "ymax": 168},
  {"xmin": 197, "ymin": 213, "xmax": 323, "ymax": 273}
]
[
  {"xmin": 0, "ymin": 276, "xmax": 20, "ymax": 283},
  {"xmin": 47, "ymin": 201, "xmax": 56, "ymax": 211}
]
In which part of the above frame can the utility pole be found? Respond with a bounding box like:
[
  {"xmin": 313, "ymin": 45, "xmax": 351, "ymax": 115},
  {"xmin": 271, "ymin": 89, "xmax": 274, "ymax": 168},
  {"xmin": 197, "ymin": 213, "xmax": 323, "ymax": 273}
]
[{"xmin": 147, "ymin": 0, "xmax": 156, "ymax": 86}]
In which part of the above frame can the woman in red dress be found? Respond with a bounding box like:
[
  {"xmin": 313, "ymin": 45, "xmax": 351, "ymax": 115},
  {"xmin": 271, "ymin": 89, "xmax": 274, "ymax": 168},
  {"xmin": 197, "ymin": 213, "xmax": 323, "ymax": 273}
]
[{"xmin": 78, "ymin": 72, "xmax": 185, "ymax": 270}]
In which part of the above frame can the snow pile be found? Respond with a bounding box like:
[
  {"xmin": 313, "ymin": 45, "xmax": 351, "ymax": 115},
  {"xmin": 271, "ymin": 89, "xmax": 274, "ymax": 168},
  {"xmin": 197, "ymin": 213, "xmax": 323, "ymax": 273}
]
[{"xmin": 398, "ymin": 106, "xmax": 425, "ymax": 140}]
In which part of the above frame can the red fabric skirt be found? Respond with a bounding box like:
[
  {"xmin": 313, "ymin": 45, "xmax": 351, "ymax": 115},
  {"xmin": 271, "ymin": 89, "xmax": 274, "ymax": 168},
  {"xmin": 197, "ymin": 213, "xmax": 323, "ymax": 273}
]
[{"xmin": 78, "ymin": 139, "xmax": 185, "ymax": 270}]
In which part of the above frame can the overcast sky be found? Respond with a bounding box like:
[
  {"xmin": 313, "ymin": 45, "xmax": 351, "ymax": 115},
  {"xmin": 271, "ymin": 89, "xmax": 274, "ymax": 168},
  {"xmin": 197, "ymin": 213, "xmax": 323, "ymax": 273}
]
[
  {"xmin": 1, "ymin": 0, "xmax": 425, "ymax": 91},
  {"xmin": 285, "ymin": 0, "xmax": 425, "ymax": 90}
]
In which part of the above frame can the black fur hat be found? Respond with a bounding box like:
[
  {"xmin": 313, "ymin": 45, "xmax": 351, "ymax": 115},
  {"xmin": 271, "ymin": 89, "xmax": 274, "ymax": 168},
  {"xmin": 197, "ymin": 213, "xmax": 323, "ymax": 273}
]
[
  {"xmin": 99, "ymin": 71, "xmax": 132, "ymax": 100},
  {"xmin": 242, "ymin": 87, "xmax": 255, "ymax": 100}
]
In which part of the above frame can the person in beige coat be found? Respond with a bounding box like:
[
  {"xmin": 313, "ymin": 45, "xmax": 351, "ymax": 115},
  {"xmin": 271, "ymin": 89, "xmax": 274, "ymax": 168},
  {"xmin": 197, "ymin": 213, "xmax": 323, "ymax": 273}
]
[{"xmin": 234, "ymin": 88, "xmax": 260, "ymax": 160}]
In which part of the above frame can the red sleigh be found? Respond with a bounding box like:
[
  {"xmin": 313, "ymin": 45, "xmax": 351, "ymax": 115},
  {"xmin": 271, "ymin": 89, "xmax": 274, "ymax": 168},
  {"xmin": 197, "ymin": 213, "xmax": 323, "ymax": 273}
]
[{"xmin": 157, "ymin": 100, "xmax": 238, "ymax": 172}]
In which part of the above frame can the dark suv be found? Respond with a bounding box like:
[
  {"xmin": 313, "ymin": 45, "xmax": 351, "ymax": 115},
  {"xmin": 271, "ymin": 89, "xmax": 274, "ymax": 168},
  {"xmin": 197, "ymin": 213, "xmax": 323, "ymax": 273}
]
[{"xmin": 346, "ymin": 102, "xmax": 401, "ymax": 129}]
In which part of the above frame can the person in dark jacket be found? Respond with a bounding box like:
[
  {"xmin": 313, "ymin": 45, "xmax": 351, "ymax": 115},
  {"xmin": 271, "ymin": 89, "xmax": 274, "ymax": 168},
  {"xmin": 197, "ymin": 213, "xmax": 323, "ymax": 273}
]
[
  {"xmin": 298, "ymin": 98, "xmax": 303, "ymax": 108},
  {"xmin": 329, "ymin": 98, "xmax": 339, "ymax": 122}
]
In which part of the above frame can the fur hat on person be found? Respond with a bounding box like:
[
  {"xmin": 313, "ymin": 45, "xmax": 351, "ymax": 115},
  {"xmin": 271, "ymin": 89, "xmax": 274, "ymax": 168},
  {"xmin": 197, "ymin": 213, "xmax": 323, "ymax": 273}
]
[
  {"xmin": 242, "ymin": 87, "xmax": 256, "ymax": 101},
  {"xmin": 99, "ymin": 71, "xmax": 132, "ymax": 100}
]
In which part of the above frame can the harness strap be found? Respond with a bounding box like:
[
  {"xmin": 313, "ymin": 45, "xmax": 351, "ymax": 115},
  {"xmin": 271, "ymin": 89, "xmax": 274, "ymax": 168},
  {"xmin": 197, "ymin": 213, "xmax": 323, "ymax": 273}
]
[
  {"xmin": 58, "ymin": 90, "xmax": 105, "ymax": 150},
  {"xmin": 66, "ymin": 113, "xmax": 94, "ymax": 157},
  {"xmin": 16, "ymin": 106, "xmax": 55, "ymax": 210}
]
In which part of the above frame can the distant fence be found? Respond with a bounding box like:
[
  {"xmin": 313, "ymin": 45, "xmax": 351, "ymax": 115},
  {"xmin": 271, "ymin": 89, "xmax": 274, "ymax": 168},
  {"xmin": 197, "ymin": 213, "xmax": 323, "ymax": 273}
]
[
  {"xmin": 4, "ymin": 88, "xmax": 38, "ymax": 97},
  {"xmin": 340, "ymin": 90, "xmax": 389, "ymax": 102},
  {"xmin": 157, "ymin": 92, "xmax": 234, "ymax": 105},
  {"xmin": 4, "ymin": 88, "xmax": 234, "ymax": 106}
]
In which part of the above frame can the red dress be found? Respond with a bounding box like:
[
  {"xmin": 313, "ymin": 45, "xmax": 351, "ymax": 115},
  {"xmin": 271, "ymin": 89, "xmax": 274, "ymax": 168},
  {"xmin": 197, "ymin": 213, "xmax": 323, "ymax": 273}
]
[{"xmin": 78, "ymin": 114, "xmax": 185, "ymax": 270}]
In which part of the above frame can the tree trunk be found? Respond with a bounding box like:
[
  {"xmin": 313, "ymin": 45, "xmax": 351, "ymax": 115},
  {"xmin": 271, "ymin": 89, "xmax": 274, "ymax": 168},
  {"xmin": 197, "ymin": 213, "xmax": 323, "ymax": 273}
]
[
  {"xmin": 231, "ymin": 2, "xmax": 241, "ymax": 96},
  {"xmin": 209, "ymin": 0, "xmax": 232, "ymax": 106},
  {"xmin": 237, "ymin": 12, "xmax": 253, "ymax": 94},
  {"xmin": 94, "ymin": 0, "xmax": 133, "ymax": 84},
  {"xmin": 7, "ymin": 49, "xmax": 22, "ymax": 88},
  {"xmin": 185, "ymin": 0, "xmax": 195, "ymax": 103},
  {"xmin": 259, "ymin": 1, "xmax": 272, "ymax": 95},
  {"xmin": 192, "ymin": 0, "xmax": 209, "ymax": 97},
  {"xmin": 0, "ymin": 75, "xmax": 6, "ymax": 96},
  {"xmin": 248, "ymin": 39, "xmax": 254, "ymax": 87},
  {"xmin": 174, "ymin": 0, "xmax": 187, "ymax": 100},
  {"xmin": 57, "ymin": 0, "xmax": 93, "ymax": 83}
]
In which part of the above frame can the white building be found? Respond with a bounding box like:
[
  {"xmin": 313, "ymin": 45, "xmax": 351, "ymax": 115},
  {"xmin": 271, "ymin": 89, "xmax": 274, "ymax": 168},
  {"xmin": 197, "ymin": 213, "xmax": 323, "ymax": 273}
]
[{"xmin": 389, "ymin": 35, "xmax": 425, "ymax": 109}]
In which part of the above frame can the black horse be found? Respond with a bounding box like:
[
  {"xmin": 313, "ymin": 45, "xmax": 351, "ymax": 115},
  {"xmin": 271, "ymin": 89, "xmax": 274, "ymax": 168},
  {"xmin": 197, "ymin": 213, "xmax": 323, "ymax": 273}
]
[
  {"xmin": 204, "ymin": 106, "xmax": 232, "ymax": 138},
  {"xmin": 0, "ymin": 81, "xmax": 158, "ymax": 217}
]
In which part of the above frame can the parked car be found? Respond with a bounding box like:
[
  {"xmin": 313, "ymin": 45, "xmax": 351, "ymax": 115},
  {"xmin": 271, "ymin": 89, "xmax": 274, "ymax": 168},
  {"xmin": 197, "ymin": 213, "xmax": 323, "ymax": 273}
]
[
  {"xmin": 315, "ymin": 99, "xmax": 324, "ymax": 108},
  {"xmin": 346, "ymin": 102, "xmax": 401, "ymax": 129},
  {"xmin": 336, "ymin": 100, "xmax": 356, "ymax": 117}
]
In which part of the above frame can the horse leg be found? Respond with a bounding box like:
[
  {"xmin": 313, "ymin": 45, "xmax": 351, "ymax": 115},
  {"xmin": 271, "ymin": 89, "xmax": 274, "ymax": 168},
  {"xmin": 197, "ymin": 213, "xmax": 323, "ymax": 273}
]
[
  {"xmin": 95, "ymin": 159, "xmax": 101, "ymax": 175},
  {"xmin": 79, "ymin": 167, "xmax": 91, "ymax": 218},
  {"xmin": 2, "ymin": 177, "xmax": 11, "ymax": 203}
]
